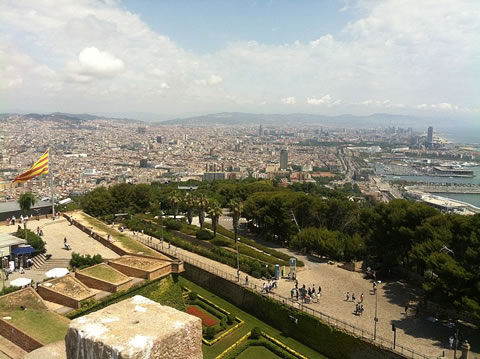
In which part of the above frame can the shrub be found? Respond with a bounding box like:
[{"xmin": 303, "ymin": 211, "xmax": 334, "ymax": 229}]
[
  {"xmin": 211, "ymin": 237, "xmax": 231, "ymax": 246},
  {"xmin": 196, "ymin": 229, "xmax": 213, "ymax": 241},
  {"xmin": 227, "ymin": 313, "xmax": 236, "ymax": 325},
  {"xmin": 188, "ymin": 291, "xmax": 198, "ymax": 301},
  {"xmin": 15, "ymin": 228, "xmax": 46, "ymax": 252},
  {"xmin": 70, "ymin": 252, "xmax": 103, "ymax": 269},
  {"xmin": 205, "ymin": 326, "xmax": 216, "ymax": 340},
  {"xmin": 165, "ymin": 220, "xmax": 182, "ymax": 231},
  {"xmin": 250, "ymin": 326, "xmax": 262, "ymax": 339}
]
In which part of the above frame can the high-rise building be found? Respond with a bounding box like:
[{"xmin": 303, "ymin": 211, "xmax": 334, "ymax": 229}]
[
  {"xmin": 280, "ymin": 149, "xmax": 288, "ymax": 170},
  {"xmin": 137, "ymin": 127, "xmax": 146, "ymax": 134},
  {"xmin": 427, "ymin": 126, "xmax": 433, "ymax": 146},
  {"xmin": 156, "ymin": 136, "xmax": 163, "ymax": 144},
  {"xmin": 259, "ymin": 125, "xmax": 263, "ymax": 137},
  {"xmin": 140, "ymin": 159, "xmax": 149, "ymax": 168}
]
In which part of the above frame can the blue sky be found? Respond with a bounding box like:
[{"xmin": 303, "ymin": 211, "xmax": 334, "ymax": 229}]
[
  {"xmin": 122, "ymin": 0, "xmax": 353, "ymax": 53},
  {"xmin": 0, "ymin": 0, "xmax": 479, "ymax": 119}
]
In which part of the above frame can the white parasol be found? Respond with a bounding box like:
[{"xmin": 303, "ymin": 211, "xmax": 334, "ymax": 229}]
[
  {"xmin": 9, "ymin": 278, "xmax": 32, "ymax": 287},
  {"xmin": 45, "ymin": 268, "xmax": 69, "ymax": 278}
]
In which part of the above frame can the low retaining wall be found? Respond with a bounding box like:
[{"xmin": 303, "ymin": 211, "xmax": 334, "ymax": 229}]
[
  {"xmin": 75, "ymin": 271, "xmax": 132, "ymax": 293},
  {"xmin": 0, "ymin": 318, "xmax": 43, "ymax": 352},
  {"xmin": 63, "ymin": 213, "xmax": 127, "ymax": 256},
  {"xmin": 108, "ymin": 260, "xmax": 172, "ymax": 280}
]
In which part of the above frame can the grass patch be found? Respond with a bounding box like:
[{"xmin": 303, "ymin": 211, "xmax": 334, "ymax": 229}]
[
  {"xmin": 237, "ymin": 346, "xmax": 281, "ymax": 359},
  {"xmin": 0, "ymin": 290, "xmax": 69, "ymax": 344},
  {"xmin": 81, "ymin": 264, "xmax": 127, "ymax": 284},
  {"xmin": 67, "ymin": 275, "xmax": 185, "ymax": 319},
  {"xmin": 178, "ymin": 277, "xmax": 326, "ymax": 359},
  {"xmin": 79, "ymin": 213, "xmax": 161, "ymax": 258}
]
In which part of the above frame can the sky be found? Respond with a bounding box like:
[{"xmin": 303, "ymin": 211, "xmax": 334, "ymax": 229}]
[{"xmin": 0, "ymin": 0, "xmax": 479, "ymax": 120}]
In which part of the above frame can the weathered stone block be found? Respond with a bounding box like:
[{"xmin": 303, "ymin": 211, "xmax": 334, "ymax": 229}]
[{"xmin": 65, "ymin": 295, "xmax": 202, "ymax": 359}]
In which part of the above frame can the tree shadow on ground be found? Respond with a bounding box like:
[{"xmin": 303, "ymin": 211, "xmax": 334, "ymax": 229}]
[
  {"xmin": 390, "ymin": 313, "xmax": 480, "ymax": 357},
  {"xmin": 381, "ymin": 280, "xmax": 422, "ymax": 307}
]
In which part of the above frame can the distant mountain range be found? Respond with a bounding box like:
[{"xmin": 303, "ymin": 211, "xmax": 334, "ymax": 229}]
[
  {"xmin": 0, "ymin": 112, "xmax": 141, "ymax": 124},
  {"xmin": 1, "ymin": 111, "xmax": 474, "ymax": 134},
  {"xmin": 155, "ymin": 112, "xmax": 437, "ymax": 129}
]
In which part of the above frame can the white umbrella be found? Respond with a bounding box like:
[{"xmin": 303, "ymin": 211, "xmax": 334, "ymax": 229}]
[
  {"xmin": 45, "ymin": 268, "xmax": 69, "ymax": 278},
  {"xmin": 10, "ymin": 278, "xmax": 32, "ymax": 287}
]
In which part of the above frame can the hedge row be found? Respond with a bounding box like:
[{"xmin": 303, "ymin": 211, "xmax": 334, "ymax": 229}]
[
  {"xmin": 125, "ymin": 217, "xmax": 276, "ymax": 278},
  {"xmin": 204, "ymin": 222, "xmax": 304, "ymax": 267},
  {"xmin": 223, "ymin": 338, "xmax": 298, "ymax": 359}
]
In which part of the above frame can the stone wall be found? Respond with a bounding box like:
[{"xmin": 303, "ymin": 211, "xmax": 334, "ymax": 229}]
[
  {"xmin": 75, "ymin": 271, "xmax": 132, "ymax": 293},
  {"xmin": 37, "ymin": 285, "xmax": 95, "ymax": 309},
  {"xmin": 0, "ymin": 318, "xmax": 43, "ymax": 352},
  {"xmin": 63, "ymin": 213, "xmax": 127, "ymax": 256}
]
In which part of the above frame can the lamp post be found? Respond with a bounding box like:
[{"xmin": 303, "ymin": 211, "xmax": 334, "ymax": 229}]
[
  {"xmin": 236, "ymin": 237, "xmax": 240, "ymax": 282},
  {"xmin": 374, "ymin": 280, "xmax": 381, "ymax": 341},
  {"xmin": 0, "ymin": 250, "xmax": 4, "ymax": 289}
]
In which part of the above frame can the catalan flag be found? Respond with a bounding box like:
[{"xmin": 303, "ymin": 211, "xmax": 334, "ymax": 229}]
[{"xmin": 13, "ymin": 149, "xmax": 49, "ymax": 183}]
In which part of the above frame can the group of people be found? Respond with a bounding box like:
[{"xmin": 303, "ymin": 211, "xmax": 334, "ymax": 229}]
[
  {"xmin": 290, "ymin": 281, "xmax": 322, "ymax": 304},
  {"xmin": 345, "ymin": 291, "xmax": 365, "ymax": 316},
  {"xmin": 262, "ymin": 279, "xmax": 278, "ymax": 293}
]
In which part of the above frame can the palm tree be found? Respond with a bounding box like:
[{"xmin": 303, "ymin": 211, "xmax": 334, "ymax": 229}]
[
  {"xmin": 229, "ymin": 199, "xmax": 243, "ymax": 277},
  {"xmin": 169, "ymin": 191, "xmax": 181, "ymax": 220},
  {"xmin": 18, "ymin": 192, "xmax": 36, "ymax": 240},
  {"xmin": 196, "ymin": 195, "xmax": 208, "ymax": 229},
  {"xmin": 183, "ymin": 192, "xmax": 195, "ymax": 225},
  {"xmin": 207, "ymin": 201, "xmax": 223, "ymax": 237}
]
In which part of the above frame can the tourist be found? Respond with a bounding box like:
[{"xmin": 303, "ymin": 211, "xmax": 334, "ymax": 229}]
[
  {"xmin": 346, "ymin": 291, "xmax": 350, "ymax": 301},
  {"xmin": 263, "ymin": 282, "xmax": 267, "ymax": 293},
  {"xmin": 360, "ymin": 293, "xmax": 364, "ymax": 303},
  {"xmin": 308, "ymin": 287, "xmax": 312, "ymax": 297},
  {"xmin": 245, "ymin": 275, "xmax": 249, "ymax": 285},
  {"xmin": 107, "ymin": 234, "xmax": 111, "ymax": 242},
  {"xmin": 296, "ymin": 289, "xmax": 299, "ymax": 301},
  {"xmin": 318, "ymin": 285, "xmax": 322, "ymax": 296},
  {"xmin": 352, "ymin": 293, "xmax": 356, "ymax": 302},
  {"xmin": 291, "ymin": 288, "xmax": 295, "ymax": 299},
  {"xmin": 449, "ymin": 336, "xmax": 454, "ymax": 349},
  {"xmin": 312, "ymin": 284, "xmax": 316, "ymax": 293}
]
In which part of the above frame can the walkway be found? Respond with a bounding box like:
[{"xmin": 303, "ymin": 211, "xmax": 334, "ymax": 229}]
[{"xmin": 102, "ymin": 224, "xmax": 448, "ymax": 359}]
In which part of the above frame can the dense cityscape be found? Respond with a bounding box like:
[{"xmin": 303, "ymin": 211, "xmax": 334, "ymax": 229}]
[{"xmin": 1, "ymin": 0, "xmax": 479, "ymax": 358}]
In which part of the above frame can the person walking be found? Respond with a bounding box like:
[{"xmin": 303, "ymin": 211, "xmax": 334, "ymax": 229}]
[
  {"xmin": 346, "ymin": 291, "xmax": 350, "ymax": 301},
  {"xmin": 449, "ymin": 336, "xmax": 454, "ymax": 349},
  {"xmin": 360, "ymin": 293, "xmax": 364, "ymax": 303},
  {"xmin": 352, "ymin": 293, "xmax": 356, "ymax": 302},
  {"xmin": 318, "ymin": 285, "xmax": 322, "ymax": 296},
  {"xmin": 245, "ymin": 275, "xmax": 249, "ymax": 285}
]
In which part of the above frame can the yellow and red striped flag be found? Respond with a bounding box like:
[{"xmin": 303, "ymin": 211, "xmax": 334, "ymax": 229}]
[{"xmin": 13, "ymin": 149, "xmax": 49, "ymax": 183}]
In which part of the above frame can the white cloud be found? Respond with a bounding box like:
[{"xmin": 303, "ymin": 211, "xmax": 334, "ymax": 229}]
[
  {"xmin": 0, "ymin": 0, "xmax": 478, "ymax": 115},
  {"xmin": 67, "ymin": 47, "xmax": 124, "ymax": 82},
  {"xmin": 307, "ymin": 95, "xmax": 336, "ymax": 106},
  {"xmin": 195, "ymin": 74, "xmax": 223, "ymax": 86},
  {"xmin": 281, "ymin": 97, "xmax": 296, "ymax": 105}
]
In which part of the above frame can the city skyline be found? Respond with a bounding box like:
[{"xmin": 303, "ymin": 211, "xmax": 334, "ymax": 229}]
[{"xmin": 1, "ymin": 0, "xmax": 479, "ymax": 120}]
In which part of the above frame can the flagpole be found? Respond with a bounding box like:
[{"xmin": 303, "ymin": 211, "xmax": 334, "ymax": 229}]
[{"xmin": 50, "ymin": 147, "xmax": 55, "ymax": 220}]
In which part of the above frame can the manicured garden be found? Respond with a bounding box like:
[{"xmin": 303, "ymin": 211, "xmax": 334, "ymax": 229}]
[
  {"xmin": 125, "ymin": 215, "xmax": 300, "ymax": 278},
  {"xmin": 178, "ymin": 277, "xmax": 326, "ymax": 359}
]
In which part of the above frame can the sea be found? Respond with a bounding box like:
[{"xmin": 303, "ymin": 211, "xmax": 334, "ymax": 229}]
[{"xmin": 382, "ymin": 123, "xmax": 480, "ymax": 207}]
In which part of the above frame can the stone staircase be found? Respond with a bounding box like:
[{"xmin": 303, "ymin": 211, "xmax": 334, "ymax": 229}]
[
  {"xmin": 31, "ymin": 253, "xmax": 47, "ymax": 269},
  {"xmin": 37, "ymin": 258, "xmax": 71, "ymax": 271}
]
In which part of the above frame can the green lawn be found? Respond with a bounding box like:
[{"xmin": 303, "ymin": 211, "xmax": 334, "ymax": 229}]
[
  {"xmin": 237, "ymin": 346, "xmax": 281, "ymax": 359},
  {"xmin": 0, "ymin": 290, "xmax": 69, "ymax": 344},
  {"xmin": 178, "ymin": 277, "xmax": 327, "ymax": 359},
  {"xmin": 79, "ymin": 214, "xmax": 162, "ymax": 258},
  {"xmin": 81, "ymin": 264, "xmax": 127, "ymax": 284}
]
